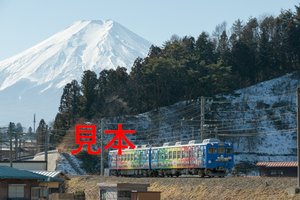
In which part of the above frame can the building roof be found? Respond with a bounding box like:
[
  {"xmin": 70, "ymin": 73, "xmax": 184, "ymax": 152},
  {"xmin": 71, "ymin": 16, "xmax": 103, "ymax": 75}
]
[
  {"xmin": 0, "ymin": 165, "xmax": 47, "ymax": 180},
  {"xmin": 30, "ymin": 170, "xmax": 68, "ymax": 181},
  {"xmin": 256, "ymin": 161, "xmax": 298, "ymax": 167},
  {"xmin": 30, "ymin": 170, "xmax": 62, "ymax": 178},
  {"xmin": 97, "ymin": 183, "xmax": 150, "ymax": 188}
]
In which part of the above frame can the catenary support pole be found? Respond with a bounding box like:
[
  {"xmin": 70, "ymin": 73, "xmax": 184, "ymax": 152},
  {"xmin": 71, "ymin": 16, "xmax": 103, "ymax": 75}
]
[
  {"xmin": 101, "ymin": 119, "xmax": 105, "ymax": 176},
  {"xmin": 9, "ymin": 122, "xmax": 12, "ymax": 167},
  {"xmin": 297, "ymin": 87, "xmax": 300, "ymax": 187},
  {"xmin": 201, "ymin": 96, "xmax": 205, "ymax": 140},
  {"xmin": 45, "ymin": 125, "xmax": 48, "ymax": 171}
]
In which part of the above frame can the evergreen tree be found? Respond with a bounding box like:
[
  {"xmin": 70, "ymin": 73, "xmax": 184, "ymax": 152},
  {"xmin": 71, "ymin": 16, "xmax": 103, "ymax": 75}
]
[
  {"xmin": 259, "ymin": 16, "xmax": 275, "ymax": 81},
  {"xmin": 59, "ymin": 79, "xmax": 82, "ymax": 127},
  {"xmin": 81, "ymin": 70, "xmax": 98, "ymax": 119},
  {"xmin": 217, "ymin": 30, "xmax": 230, "ymax": 64},
  {"xmin": 36, "ymin": 119, "xmax": 46, "ymax": 152},
  {"xmin": 27, "ymin": 127, "xmax": 33, "ymax": 136},
  {"xmin": 231, "ymin": 19, "xmax": 244, "ymax": 40},
  {"xmin": 51, "ymin": 113, "xmax": 67, "ymax": 145},
  {"xmin": 195, "ymin": 32, "xmax": 216, "ymax": 65}
]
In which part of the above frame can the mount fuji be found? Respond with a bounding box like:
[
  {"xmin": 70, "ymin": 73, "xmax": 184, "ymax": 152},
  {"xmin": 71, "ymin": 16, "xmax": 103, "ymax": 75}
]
[{"xmin": 0, "ymin": 20, "xmax": 153, "ymax": 128}]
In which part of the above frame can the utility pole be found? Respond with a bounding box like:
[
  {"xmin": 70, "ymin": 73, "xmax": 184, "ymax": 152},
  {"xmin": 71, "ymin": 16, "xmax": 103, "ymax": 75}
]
[
  {"xmin": 33, "ymin": 114, "xmax": 36, "ymax": 133},
  {"xmin": 199, "ymin": 96, "xmax": 213, "ymax": 140},
  {"xmin": 200, "ymin": 96, "xmax": 205, "ymax": 140},
  {"xmin": 192, "ymin": 127, "xmax": 194, "ymax": 140},
  {"xmin": 45, "ymin": 125, "xmax": 48, "ymax": 171},
  {"xmin": 14, "ymin": 124, "xmax": 18, "ymax": 160},
  {"xmin": 19, "ymin": 135, "xmax": 21, "ymax": 160},
  {"xmin": 9, "ymin": 122, "xmax": 12, "ymax": 167},
  {"xmin": 297, "ymin": 87, "xmax": 300, "ymax": 187},
  {"xmin": 100, "ymin": 118, "xmax": 105, "ymax": 176}
]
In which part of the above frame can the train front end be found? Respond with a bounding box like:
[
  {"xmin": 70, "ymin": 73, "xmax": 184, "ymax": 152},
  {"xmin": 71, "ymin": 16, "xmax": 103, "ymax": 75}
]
[{"xmin": 203, "ymin": 139, "xmax": 234, "ymax": 177}]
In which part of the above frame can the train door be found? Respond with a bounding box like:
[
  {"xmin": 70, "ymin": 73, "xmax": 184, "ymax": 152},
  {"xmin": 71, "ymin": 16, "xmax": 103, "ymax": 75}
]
[
  {"xmin": 203, "ymin": 146, "xmax": 206, "ymax": 165},
  {"xmin": 172, "ymin": 148, "xmax": 177, "ymax": 168},
  {"xmin": 158, "ymin": 148, "xmax": 165, "ymax": 168},
  {"xmin": 151, "ymin": 149, "xmax": 158, "ymax": 168},
  {"xmin": 139, "ymin": 151, "xmax": 143, "ymax": 168},
  {"xmin": 190, "ymin": 146, "xmax": 195, "ymax": 167},
  {"xmin": 110, "ymin": 152, "xmax": 117, "ymax": 169},
  {"xmin": 108, "ymin": 152, "xmax": 112, "ymax": 169},
  {"xmin": 197, "ymin": 146, "xmax": 203, "ymax": 167},
  {"xmin": 186, "ymin": 147, "xmax": 190, "ymax": 167}
]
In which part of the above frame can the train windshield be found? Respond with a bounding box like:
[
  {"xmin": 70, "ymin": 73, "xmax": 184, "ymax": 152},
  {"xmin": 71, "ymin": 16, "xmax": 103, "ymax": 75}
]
[
  {"xmin": 226, "ymin": 147, "xmax": 233, "ymax": 154},
  {"xmin": 218, "ymin": 147, "xmax": 225, "ymax": 154},
  {"xmin": 208, "ymin": 147, "xmax": 217, "ymax": 154}
]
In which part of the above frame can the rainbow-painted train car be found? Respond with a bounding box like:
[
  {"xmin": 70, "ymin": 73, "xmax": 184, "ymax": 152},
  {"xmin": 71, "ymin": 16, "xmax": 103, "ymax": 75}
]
[{"xmin": 108, "ymin": 138, "xmax": 233, "ymax": 177}]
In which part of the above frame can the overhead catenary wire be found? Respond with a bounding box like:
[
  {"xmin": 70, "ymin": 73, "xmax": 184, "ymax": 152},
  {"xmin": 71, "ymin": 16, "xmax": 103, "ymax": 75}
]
[{"xmin": 4, "ymin": 90, "xmax": 299, "ymax": 155}]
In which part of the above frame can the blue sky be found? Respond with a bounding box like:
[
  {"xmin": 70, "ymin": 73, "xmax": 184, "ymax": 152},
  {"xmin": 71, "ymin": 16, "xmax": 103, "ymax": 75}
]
[{"xmin": 0, "ymin": 0, "xmax": 299, "ymax": 62}]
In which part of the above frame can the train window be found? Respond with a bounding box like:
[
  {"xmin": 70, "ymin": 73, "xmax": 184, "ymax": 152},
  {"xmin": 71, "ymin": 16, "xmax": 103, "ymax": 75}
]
[
  {"xmin": 208, "ymin": 147, "xmax": 217, "ymax": 154},
  {"xmin": 186, "ymin": 151, "xmax": 189, "ymax": 158},
  {"xmin": 270, "ymin": 170, "xmax": 277, "ymax": 175},
  {"xmin": 173, "ymin": 151, "xmax": 176, "ymax": 159},
  {"xmin": 194, "ymin": 151, "xmax": 197, "ymax": 158},
  {"xmin": 177, "ymin": 151, "xmax": 181, "ymax": 159},
  {"xmin": 190, "ymin": 149, "xmax": 193, "ymax": 158},
  {"xmin": 182, "ymin": 151, "xmax": 185, "ymax": 159},
  {"xmin": 218, "ymin": 147, "xmax": 225, "ymax": 154},
  {"xmin": 152, "ymin": 153, "xmax": 155, "ymax": 160},
  {"xmin": 146, "ymin": 153, "xmax": 149, "ymax": 160},
  {"xmin": 140, "ymin": 152, "xmax": 143, "ymax": 161},
  {"xmin": 169, "ymin": 152, "xmax": 172, "ymax": 159},
  {"xmin": 198, "ymin": 149, "xmax": 203, "ymax": 158},
  {"xmin": 226, "ymin": 147, "xmax": 233, "ymax": 154},
  {"xmin": 165, "ymin": 152, "xmax": 169, "ymax": 160},
  {"xmin": 125, "ymin": 154, "xmax": 127, "ymax": 161}
]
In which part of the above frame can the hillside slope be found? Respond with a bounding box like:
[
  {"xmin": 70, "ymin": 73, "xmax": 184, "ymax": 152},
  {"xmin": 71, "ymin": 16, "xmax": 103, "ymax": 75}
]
[{"xmin": 101, "ymin": 72, "xmax": 300, "ymax": 165}]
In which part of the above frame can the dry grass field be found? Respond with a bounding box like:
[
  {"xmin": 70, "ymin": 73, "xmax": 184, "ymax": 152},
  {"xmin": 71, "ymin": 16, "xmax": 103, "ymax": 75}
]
[{"xmin": 65, "ymin": 175, "xmax": 300, "ymax": 199}]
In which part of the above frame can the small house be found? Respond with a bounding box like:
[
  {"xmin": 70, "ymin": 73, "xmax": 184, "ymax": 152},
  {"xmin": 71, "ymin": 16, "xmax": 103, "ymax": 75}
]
[
  {"xmin": 30, "ymin": 170, "xmax": 67, "ymax": 194},
  {"xmin": 97, "ymin": 183, "xmax": 153, "ymax": 200},
  {"xmin": 256, "ymin": 161, "xmax": 297, "ymax": 177},
  {"xmin": 131, "ymin": 191, "xmax": 161, "ymax": 200},
  {"xmin": 0, "ymin": 165, "xmax": 55, "ymax": 199}
]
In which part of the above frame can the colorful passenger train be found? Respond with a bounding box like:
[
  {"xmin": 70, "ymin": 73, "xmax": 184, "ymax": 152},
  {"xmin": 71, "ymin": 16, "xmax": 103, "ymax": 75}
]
[{"xmin": 108, "ymin": 138, "xmax": 234, "ymax": 177}]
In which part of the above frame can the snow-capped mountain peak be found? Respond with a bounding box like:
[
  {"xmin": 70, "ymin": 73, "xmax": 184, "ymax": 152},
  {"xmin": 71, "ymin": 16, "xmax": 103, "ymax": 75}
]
[
  {"xmin": 0, "ymin": 19, "xmax": 152, "ymax": 91},
  {"xmin": 0, "ymin": 19, "xmax": 152, "ymax": 127}
]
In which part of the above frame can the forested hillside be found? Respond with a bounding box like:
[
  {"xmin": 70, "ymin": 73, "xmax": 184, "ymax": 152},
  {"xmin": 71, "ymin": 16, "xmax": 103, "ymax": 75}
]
[{"xmin": 50, "ymin": 5, "xmax": 300, "ymax": 146}]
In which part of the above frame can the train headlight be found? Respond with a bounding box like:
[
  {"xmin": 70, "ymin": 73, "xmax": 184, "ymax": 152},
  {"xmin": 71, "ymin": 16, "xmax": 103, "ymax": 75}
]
[{"xmin": 208, "ymin": 160, "xmax": 211, "ymax": 163}]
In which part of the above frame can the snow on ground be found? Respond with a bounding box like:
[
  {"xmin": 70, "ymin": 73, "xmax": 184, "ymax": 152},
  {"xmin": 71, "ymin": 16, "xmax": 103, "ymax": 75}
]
[
  {"xmin": 219, "ymin": 72, "xmax": 300, "ymax": 164},
  {"xmin": 56, "ymin": 153, "xmax": 78, "ymax": 175},
  {"xmin": 104, "ymin": 72, "xmax": 300, "ymax": 166},
  {"xmin": 33, "ymin": 150, "xmax": 86, "ymax": 175},
  {"xmin": 56, "ymin": 153, "xmax": 86, "ymax": 175}
]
